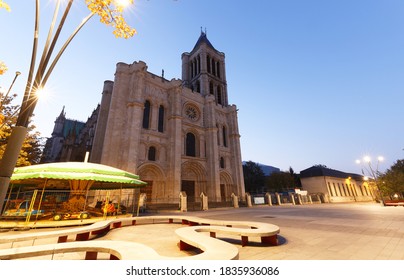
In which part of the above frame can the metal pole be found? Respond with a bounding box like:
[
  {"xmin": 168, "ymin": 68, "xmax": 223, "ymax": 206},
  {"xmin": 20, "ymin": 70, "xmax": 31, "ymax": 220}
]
[
  {"xmin": 0, "ymin": 1, "xmax": 89, "ymax": 212},
  {"xmin": 0, "ymin": 126, "xmax": 28, "ymax": 212},
  {"xmin": 0, "ymin": 71, "xmax": 21, "ymax": 110}
]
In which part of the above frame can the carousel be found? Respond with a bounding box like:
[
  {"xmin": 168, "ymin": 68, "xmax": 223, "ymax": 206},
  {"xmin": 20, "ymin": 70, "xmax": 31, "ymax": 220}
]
[{"xmin": 1, "ymin": 161, "xmax": 146, "ymax": 224}]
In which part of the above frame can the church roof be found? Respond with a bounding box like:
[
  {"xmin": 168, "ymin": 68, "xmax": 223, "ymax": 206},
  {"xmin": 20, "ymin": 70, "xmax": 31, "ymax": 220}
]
[
  {"xmin": 63, "ymin": 119, "xmax": 85, "ymax": 138},
  {"xmin": 191, "ymin": 31, "xmax": 218, "ymax": 53}
]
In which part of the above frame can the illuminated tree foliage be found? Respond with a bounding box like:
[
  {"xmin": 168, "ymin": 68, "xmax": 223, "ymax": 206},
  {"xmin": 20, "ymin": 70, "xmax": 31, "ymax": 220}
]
[
  {"xmin": 0, "ymin": 0, "xmax": 135, "ymax": 161},
  {"xmin": 86, "ymin": 0, "xmax": 136, "ymax": 38},
  {"xmin": 0, "ymin": 1, "xmax": 10, "ymax": 75},
  {"xmin": 378, "ymin": 159, "xmax": 404, "ymax": 198},
  {"xmin": 0, "ymin": 61, "xmax": 7, "ymax": 76},
  {"xmin": 0, "ymin": 92, "xmax": 43, "ymax": 166},
  {"xmin": 0, "ymin": 0, "xmax": 136, "ymax": 211},
  {"xmin": 0, "ymin": 0, "xmax": 10, "ymax": 11}
]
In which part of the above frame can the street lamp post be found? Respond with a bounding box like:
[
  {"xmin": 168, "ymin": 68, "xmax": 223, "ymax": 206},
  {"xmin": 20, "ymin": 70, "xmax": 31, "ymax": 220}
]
[
  {"xmin": 0, "ymin": 71, "xmax": 21, "ymax": 110},
  {"xmin": 356, "ymin": 156, "xmax": 385, "ymax": 206},
  {"xmin": 0, "ymin": 0, "xmax": 136, "ymax": 213}
]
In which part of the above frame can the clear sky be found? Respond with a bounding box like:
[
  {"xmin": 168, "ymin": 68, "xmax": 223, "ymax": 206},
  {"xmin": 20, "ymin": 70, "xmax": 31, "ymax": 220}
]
[{"xmin": 0, "ymin": 0, "xmax": 403, "ymax": 175}]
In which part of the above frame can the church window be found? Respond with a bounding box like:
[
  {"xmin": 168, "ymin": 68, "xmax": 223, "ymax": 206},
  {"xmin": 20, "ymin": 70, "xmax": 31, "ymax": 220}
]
[
  {"xmin": 158, "ymin": 105, "xmax": 165, "ymax": 132},
  {"xmin": 207, "ymin": 55, "xmax": 211, "ymax": 73},
  {"xmin": 197, "ymin": 55, "xmax": 201, "ymax": 74},
  {"xmin": 217, "ymin": 86, "xmax": 222, "ymax": 105},
  {"xmin": 220, "ymin": 157, "xmax": 225, "ymax": 168},
  {"xmin": 216, "ymin": 61, "xmax": 221, "ymax": 78},
  {"xmin": 142, "ymin": 100, "xmax": 151, "ymax": 129},
  {"xmin": 212, "ymin": 59, "xmax": 216, "ymax": 76},
  {"xmin": 196, "ymin": 81, "xmax": 200, "ymax": 93},
  {"xmin": 209, "ymin": 82, "xmax": 214, "ymax": 95},
  {"xmin": 222, "ymin": 126, "xmax": 228, "ymax": 147},
  {"xmin": 186, "ymin": 132, "xmax": 196, "ymax": 157},
  {"xmin": 216, "ymin": 124, "xmax": 220, "ymax": 145},
  {"xmin": 148, "ymin": 146, "xmax": 156, "ymax": 161}
]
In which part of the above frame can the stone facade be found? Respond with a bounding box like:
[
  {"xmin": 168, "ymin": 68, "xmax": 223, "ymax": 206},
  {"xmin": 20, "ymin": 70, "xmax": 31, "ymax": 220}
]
[
  {"xmin": 300, "ymin": 166, "xmax": 375, "ymax": 203},
  {"xmin": 41, "ymin": 107, "xmax": 88, "ymax": 163},
  {"xmin": 90, "ymin": 32, "xmax": 245, "ymax": 205}
]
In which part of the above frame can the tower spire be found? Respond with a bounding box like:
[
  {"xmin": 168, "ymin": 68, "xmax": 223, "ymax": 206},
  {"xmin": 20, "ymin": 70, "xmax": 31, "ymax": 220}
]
[{"xmin": 59, "ymin": 106, "xmax": 66, "ymax": 118}]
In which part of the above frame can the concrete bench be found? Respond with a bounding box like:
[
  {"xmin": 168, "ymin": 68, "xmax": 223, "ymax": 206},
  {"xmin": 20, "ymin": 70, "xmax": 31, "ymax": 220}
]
[
  {"xmin": 0, "ymin": 240, "xmax": 167, "ymax": 260},
  {"xmin": 0, "ymin": 215, "xmax": 280, "ymax": 260},
  {"xmin": 385, "ymin": 201, "xmax": 404, "ymax": 207},
  {"xmin": 177, "ymin": 217, "xmax": 280, "ymax": 247}
]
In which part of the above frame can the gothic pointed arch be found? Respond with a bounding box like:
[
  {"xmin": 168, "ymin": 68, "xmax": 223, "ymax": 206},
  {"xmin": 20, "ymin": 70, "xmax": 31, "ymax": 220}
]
[
  {"xmin": 138, "ymin": 162, "xmax": 166, "ymax": 180},
  {"xmin": 181, "ymin": 161, "xmax": 207, "ymax": 181},
  {"xmin": 220, "ymin": 170, "xmax": 233, "ymax": 185},
  {"xmin": 181, "ymin": 161, "xmax": 208, "ymax": 201},
  {"xmin": 137, "ymin": 163, "xmax": 167, "ymax": 202},
  {"xmin": 220, "ymin": 170, "xmax": 234, "ymax": 202}
]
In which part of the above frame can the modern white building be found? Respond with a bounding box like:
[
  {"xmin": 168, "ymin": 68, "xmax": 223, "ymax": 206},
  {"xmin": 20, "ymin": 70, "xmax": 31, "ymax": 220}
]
[{"xmin": 300, "ymin": 165, "xmax": 375, "ymax": 203}]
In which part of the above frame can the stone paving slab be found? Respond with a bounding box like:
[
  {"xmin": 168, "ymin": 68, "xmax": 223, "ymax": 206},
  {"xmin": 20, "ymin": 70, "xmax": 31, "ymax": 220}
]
[{"xmin": 1, "ymin": 202, "xmax": 404, "ymax": 260}]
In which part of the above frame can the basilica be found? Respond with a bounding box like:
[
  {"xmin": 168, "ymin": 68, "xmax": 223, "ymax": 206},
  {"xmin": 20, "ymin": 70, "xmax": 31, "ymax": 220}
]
[{"xmin": 43, "ymin": 32, "xmax": 245, "ymax": 206}]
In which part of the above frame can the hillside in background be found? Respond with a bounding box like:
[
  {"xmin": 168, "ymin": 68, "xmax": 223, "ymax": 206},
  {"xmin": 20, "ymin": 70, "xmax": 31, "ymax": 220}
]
[{"xmin": 243, "ymin": 161, "xmax": 280, "ymax": 176}]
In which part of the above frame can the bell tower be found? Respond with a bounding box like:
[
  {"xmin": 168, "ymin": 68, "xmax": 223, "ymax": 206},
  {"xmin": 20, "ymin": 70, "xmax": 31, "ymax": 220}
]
[{"xmin": 182, "ymin": 30, "xmax": 228, "ymax": 106}]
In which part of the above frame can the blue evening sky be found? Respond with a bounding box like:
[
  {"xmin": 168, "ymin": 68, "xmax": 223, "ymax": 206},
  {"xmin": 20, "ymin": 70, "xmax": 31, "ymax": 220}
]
[{"xmin": 0, "ymin": 0, "xmax": 403, "ymax": 174}]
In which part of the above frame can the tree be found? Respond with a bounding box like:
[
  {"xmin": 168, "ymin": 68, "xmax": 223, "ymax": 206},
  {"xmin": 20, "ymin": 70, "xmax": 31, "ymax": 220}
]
[
  {"xmin": 0, "ymin": 0, "xmax": 10, "ymax": 11},
  {"xmin": 0, "ymin": 61, "xmax": 7, "ymax": 76},
  {"xmin": 0, "ymin": 91, "xmax": 43, "ymax": 166},
  {"xmin": 265, "ymin": 171, "xmax": 295, "ymax": 193},
  {"xmin": 0, "ymin": 0, "xmax": 138, "ymax": 212},
  {"xmin": 378, "ymin": 159, "xmax": 404, "ymax": 198},
  {"xmin": 288, "ymin": 166, "xmax": 302, "ymax": 189},
  {"xmin": 0, "ymin": 0, "xmax": 10, "ymax": 76},
  {"xmin": 243, "ymin": 161, "xmax": 265, "ymax": 194}
]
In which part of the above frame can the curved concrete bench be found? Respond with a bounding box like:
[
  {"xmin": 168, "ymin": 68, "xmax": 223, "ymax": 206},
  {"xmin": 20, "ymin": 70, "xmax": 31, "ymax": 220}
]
[
  {"xmin": 0, "ymin": 215, "xmax": 279, "ymax": 260},
  {"xmin": 174, "ymin": 216, "xmax": 280, "ymax": 247},
  {"xmin": 0, "ymin": 240, "xmax": 167, "ymax": 260},
  {"xmin": 0, "ymin": 237, "xmax": 239, "ymax": 260}
]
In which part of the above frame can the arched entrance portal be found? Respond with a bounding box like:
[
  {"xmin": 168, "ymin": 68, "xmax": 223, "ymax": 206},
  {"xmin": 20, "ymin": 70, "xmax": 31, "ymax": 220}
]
[
  {"xmin": 220, "ymin": 171, "xmax": 234, "ymax": 202},
  {"xmin": 181, "ymin": 161, "xmax": 207, "ymax": 203},
  {"xmin": 137, "ymin": 163, "xmax": 166, "ymax": 204}
]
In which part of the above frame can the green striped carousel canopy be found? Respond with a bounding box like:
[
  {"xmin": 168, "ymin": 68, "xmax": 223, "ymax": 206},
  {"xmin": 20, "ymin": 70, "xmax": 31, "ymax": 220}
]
[{"xmin": 10, "ymin": 162, "xmax": 146, "ymax": 189}]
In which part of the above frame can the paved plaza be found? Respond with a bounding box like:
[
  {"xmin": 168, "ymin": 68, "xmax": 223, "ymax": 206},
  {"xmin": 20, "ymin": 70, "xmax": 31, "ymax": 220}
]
[
  {"xmin": 1, "ymin": 202, "xmax": 404, "ymax": 260},
  {"xmin": 184, "ymin": 202, "xmax": 404, "ymax": 260}
]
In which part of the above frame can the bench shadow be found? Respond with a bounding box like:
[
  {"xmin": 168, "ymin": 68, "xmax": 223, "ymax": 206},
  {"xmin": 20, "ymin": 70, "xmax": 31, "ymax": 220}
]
[{"xmin": 216, "ymin": 234, "xmax": 287, "ymax": 247}]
